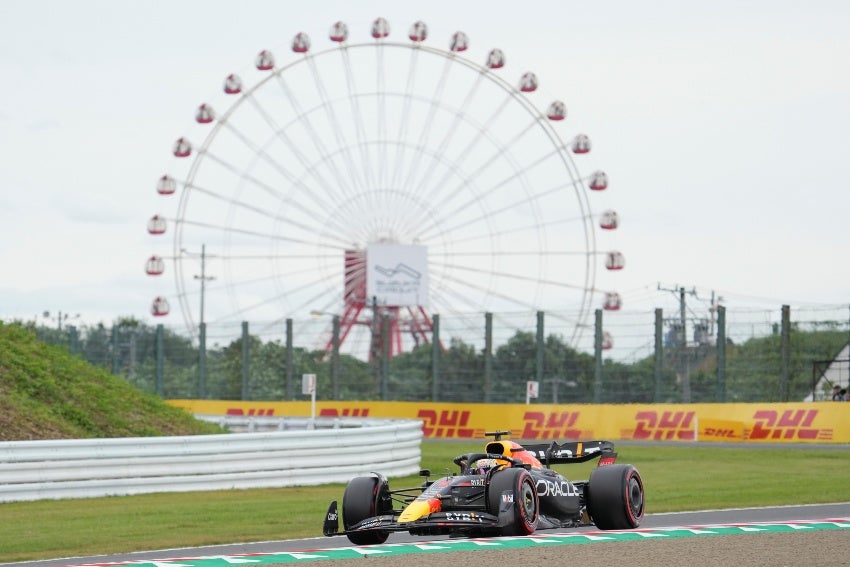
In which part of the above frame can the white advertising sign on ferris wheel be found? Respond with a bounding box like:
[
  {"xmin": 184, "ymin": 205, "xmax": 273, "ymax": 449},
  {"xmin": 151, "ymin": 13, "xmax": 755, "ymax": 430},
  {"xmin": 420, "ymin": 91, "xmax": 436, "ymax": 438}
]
[{"xmin": 367, "ymin": 243, "xmax": 429, "ymax": 307}]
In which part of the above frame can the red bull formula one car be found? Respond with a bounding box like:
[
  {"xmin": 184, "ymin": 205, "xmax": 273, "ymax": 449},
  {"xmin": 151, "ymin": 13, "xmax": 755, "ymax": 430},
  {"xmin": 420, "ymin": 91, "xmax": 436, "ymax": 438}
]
[{"xmin": 323, "ymin": 430, "xmax": 644, "ymax": 544}]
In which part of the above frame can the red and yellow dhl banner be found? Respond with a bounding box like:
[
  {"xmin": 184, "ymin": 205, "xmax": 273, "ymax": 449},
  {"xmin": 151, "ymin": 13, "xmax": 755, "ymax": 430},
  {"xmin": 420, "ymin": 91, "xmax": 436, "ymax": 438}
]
[{"xmin": 168, "ymin": 399, "xmax": 850, "ymax": 444}]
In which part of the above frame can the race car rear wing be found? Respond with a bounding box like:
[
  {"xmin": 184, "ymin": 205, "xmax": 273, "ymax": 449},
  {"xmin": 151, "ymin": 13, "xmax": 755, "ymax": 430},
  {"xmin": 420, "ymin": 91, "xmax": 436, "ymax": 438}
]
[{"xmin": 515, "ymin": 440, "xmax": 618, "ymax": 466}]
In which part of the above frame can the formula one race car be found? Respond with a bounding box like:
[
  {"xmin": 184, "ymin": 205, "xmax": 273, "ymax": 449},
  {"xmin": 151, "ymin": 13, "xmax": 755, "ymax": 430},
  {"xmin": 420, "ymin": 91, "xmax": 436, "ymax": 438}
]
[{"xmin": 323, "ymin": 430, "xmax": 644, "ymax": 544}]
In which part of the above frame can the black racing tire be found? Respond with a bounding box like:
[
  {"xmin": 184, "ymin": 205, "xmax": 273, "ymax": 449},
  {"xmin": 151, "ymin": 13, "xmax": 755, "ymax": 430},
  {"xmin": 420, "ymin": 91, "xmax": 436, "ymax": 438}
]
[
  {"xmin": 342, "ymin": 475, "xmax": 390, "ymax": 545},
  {"xmin": 487, "ymin": 467, "xmax": 539, "ymax": 536},
  {"xmin": 586, "ymin": 464, "xmax": 645, "ymax": 530}
]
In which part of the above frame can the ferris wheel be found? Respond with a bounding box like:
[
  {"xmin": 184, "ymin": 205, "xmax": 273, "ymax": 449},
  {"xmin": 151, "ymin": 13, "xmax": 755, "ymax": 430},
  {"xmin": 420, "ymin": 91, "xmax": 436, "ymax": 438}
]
[{"xmin": 146, "ymin": 18, "xmax": 624, "ymax": 357}]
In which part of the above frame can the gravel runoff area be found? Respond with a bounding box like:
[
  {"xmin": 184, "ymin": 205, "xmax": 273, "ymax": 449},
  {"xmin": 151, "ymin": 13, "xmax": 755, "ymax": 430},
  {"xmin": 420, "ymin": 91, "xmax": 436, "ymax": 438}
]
[{"xmin": 317, "ymin": 531, "xmax": 849, "ymax": 567}]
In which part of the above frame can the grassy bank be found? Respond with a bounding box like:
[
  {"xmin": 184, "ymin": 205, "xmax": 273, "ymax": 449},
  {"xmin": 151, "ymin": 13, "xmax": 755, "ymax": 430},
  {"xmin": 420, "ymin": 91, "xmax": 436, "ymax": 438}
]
[
  {"xmin": 0, "ymin": 323, "xmax": 222, "ymax": 440},
  {"xmin": 1, "ymin": 442, "xmax": 849, "ymax": 562}
]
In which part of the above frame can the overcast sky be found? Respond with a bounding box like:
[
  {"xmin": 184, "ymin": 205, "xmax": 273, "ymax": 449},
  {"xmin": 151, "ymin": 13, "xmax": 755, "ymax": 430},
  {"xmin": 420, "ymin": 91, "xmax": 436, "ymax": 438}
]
[{"xmin": 1, "ymin": 0, "xmax": 848, "ymax": 357}]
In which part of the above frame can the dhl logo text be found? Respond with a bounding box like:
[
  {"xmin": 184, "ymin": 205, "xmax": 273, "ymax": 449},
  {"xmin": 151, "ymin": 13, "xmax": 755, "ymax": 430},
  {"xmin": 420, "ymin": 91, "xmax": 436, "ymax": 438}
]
[
  {"xmin": 748, "ymin": 409, "xmax": 832, "ymax": 441},
  {"xmin": 521, "ymin": 411, "xmax": 584, "ymax": 439},
  {"xmin": 702, "ymin": 427, "xmax": 739, "ymax": 439},
  {"xmin": 417, "ymin": 410, "xmax": 477, "ymax": 438},
  {"xmin": 630, "ymin": 411, "xmax": 695, "ymax": 440},
  {"xmin": 318, "ymin": 408, "xmax": 371, "ymax": 417},
  {"xmin": 226, "ymin": 408, "xmax": 275, "ymax": 416}
]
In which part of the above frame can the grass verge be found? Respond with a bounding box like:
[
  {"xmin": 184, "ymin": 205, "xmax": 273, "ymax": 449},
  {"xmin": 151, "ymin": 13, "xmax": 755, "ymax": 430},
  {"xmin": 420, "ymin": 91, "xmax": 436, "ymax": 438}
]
[{"xmin": 1, "ymin": 442, "xmax": 848, "ymax": 562}]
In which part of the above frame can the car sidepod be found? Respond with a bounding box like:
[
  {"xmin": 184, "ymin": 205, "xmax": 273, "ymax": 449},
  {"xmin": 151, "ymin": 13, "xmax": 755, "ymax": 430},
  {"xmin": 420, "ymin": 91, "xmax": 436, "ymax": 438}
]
[
  {"xmin": 531, "ymin": 468, "xmax": 583, "ymax": 526},
  {"xmin": 586, "ymin": 464, "xmax": 644, "ymax": 530}
]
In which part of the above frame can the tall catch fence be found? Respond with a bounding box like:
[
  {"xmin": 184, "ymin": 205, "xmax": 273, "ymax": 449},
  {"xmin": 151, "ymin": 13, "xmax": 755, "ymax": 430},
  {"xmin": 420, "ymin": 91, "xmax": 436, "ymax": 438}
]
[{"xmin": 20, "ymin": 304, "xmax": 850, "ymax": 405}]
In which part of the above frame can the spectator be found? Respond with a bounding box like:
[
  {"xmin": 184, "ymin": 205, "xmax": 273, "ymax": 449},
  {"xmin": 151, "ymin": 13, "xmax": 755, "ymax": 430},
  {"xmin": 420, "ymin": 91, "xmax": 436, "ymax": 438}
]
[
  {"xmin": 842, "ymin": 389, "xmax": 849, "ymax": 402},
  {"xmin": 832, "ymin": 385, "xmax": 843, "ymax": 401}
]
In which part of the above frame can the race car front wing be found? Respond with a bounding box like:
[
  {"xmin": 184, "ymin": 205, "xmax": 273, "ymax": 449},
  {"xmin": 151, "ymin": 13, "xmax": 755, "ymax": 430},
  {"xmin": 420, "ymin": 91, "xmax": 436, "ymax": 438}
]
[{"xmin": 323, "ymin": 496, "xmax": 518, "ymax": 538}]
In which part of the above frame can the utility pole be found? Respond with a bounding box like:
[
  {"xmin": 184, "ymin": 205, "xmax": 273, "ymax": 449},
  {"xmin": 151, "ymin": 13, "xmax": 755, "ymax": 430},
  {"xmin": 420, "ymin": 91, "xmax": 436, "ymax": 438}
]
[
  {"xmin": 193, "ymin": 244, "xmax": 215, "ymax": 327},
  {"xmin": 658, "ymin": 283, "xmax": 697, "ymax": 402},
  {"xmin": 657, "ymin": 283, "xmax": 696, "ymax": 348},
  {"xmin": 186, "ymin": 245, "xmax": 215, "ymax": 398}
]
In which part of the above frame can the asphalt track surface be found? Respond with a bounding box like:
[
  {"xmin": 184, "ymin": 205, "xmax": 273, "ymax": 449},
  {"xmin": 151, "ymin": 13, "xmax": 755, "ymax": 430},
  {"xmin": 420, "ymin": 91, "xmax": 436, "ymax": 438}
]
[{"xmin": 6, "ymin": 502, "xmax": 850, "ymax": 567}]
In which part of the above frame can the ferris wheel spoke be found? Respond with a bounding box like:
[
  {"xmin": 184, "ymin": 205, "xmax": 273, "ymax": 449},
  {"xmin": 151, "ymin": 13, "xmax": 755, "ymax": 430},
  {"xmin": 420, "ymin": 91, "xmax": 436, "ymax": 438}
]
[
  {"xmin": 436, "ymin": 118, "xmax": 541, "ymax": 208},
  {"xmin": 273, "ymin": 75, "xmax": 360, "ymax": 205},
  {"xmin": 387, "ymin": 46, "xmax": 421, "ymax": 191},
  {"xmin": 402, "ymin": 69, "xmax": 484, "ymax": 197},
  {"xmin": 443, "ymin": 249, "xmax": 592, "ymax": 258},
  {"xmin": 179, "ymin": 218, "xmax": 348, "ymax": 250},
  {"xmin": 435, "ymin": 271, "xmax": 541, "ymax": 312},
  {"xmin": 242, "ymin": 95, "xmax": 347, "ymax": 206},
  {"xmin": 185, "ymin": 150, "xmax": 354, "ymax": 239},
  {"xmin": 255, "ymin": 282, "xmax": 347, "ymax": 335},
  {"xmin": 208, "ymin": 273, "xmax": 333, "ymax": 325},
  {"xmin": 429, "ymin": 283, "xmax": 496, "ymax": 317},
  {"xmin": 208, "ymin": 252, "xmax": 341, "ymax": 262},
  {"xmin": 305, "ymin": 54, "xmax": 369, "ymax": 197},
  {"xmin": 417, "ymin": 155, "xmax": 573, "ymax": 241},
  {"xmin": 426, "ymin": 213, "xmax": 587, "ymax": 249},
  {"xmin": 392, "ymin": 51, "xmax": 455, "ymax": 198},
  {"xmin": 411, "ymin": 93, "xmax": 514, "ymax": 207},
  {"xmin": 403, "ymin": 101, "xmax": 530, "ymax": 235},
  {"xmin": 434, "ymin": 260, "xmax": 592, "ymax": 292},
  {"xmin": 427, "ymin": 299, "xmax": 485, "ymax": 330},
  {"xmin": 340, "ymin": 48, "xmax": 377, "ymax": 193},
  {"xmin": 375, "ymin": 42, "xmax": 389, "ymax": 190},
  {"xmin": 432, "ymin": 277, "xmax": 581, "ymax": 336},
  {"xmin": 184, "ymin": 181, "xmax": 352, "ymax": 246},
  {"xmin": 206, "ymin": 125, "xmax": 347, "ymax": 229}
]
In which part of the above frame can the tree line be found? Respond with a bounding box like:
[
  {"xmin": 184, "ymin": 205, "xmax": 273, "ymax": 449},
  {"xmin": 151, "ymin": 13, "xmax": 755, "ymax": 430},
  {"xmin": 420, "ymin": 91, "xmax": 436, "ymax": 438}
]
[{"xmin": 21, "ymin": 318, "xmax": 849, "ymax": 404}]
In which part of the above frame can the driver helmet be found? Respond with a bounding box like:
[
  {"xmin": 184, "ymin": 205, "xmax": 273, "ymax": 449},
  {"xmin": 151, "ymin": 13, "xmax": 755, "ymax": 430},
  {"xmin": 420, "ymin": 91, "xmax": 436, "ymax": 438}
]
[{"xmin": 471, "ymin": 458, "xmax": 500, "ymax": 475}]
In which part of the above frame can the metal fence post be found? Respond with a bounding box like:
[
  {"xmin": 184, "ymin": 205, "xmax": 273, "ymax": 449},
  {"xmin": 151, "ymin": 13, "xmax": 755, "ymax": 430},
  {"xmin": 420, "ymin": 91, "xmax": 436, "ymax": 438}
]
[
  {"xmin": 781, "ymin": 305, "xmax": 790, "ymax": 402},
  {"xmin": 654, "ymin": 308, "xmax": 663, "ymax": 402},
  {"xmin": 332, "ymin": 315, "xmax": 340, "ymax": 400},
  {"xmin": 381, "ymin": 314, "xmax": 390, "ymax": 400},
  {"xmin": 155, "ymin": 324, "xmax": 164, "ymax": 396},
  {"xmin": 198, "ymin": 322, "xmax": 207, "ymax": 398},
  {"xmin": 111, "ymin": 325, "xmax": 119, "ymax": 375},
  {"xmin": 484, "ymin": 312, "xmax": 493, "ymax": 403},
  {"xmin": 536, "ymin": 311, "xmax": 544, "ymax": 392},
  {"xmin": 241, "ymin": 321, "xmax": 249, "ymax": 400},
  {"xmin": 593, "ymin": 309, "xmax": 603, "ymax": 403},
  {"xmin": 69, "ymin": 325, "xmax": 79, "ymax": 356},
  {"xmin": 285, "ymin": 318, "xmax": 293, "ymax": 400},
  {"xmin": 716, "ymin": 305, "xmax": 726, "ymax": 402},
  {"xmin": 431, "ymin": 314, "xmax": 440, "ymax": 401}
]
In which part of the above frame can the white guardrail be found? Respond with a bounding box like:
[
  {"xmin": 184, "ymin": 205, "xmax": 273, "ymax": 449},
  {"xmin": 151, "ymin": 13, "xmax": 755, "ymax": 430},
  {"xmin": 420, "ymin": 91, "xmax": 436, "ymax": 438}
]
[{"xmin": 0, "ymin": 418, "xmax": 423, "ymax": 502}]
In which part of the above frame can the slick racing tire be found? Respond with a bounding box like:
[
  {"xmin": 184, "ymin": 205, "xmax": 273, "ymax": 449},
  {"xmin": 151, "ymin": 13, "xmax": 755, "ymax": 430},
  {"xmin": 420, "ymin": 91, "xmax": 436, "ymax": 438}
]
[
  {"xmin": 487, "ymin": 467, "xmax": 539, "ymax": 536},
  {"xmin": 586, "ymin": 464, "xmax": 645, "ymax": 530},
  {"xmin": 342, "ymin": 475, "xmax": 391, "ymax": 545}
]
